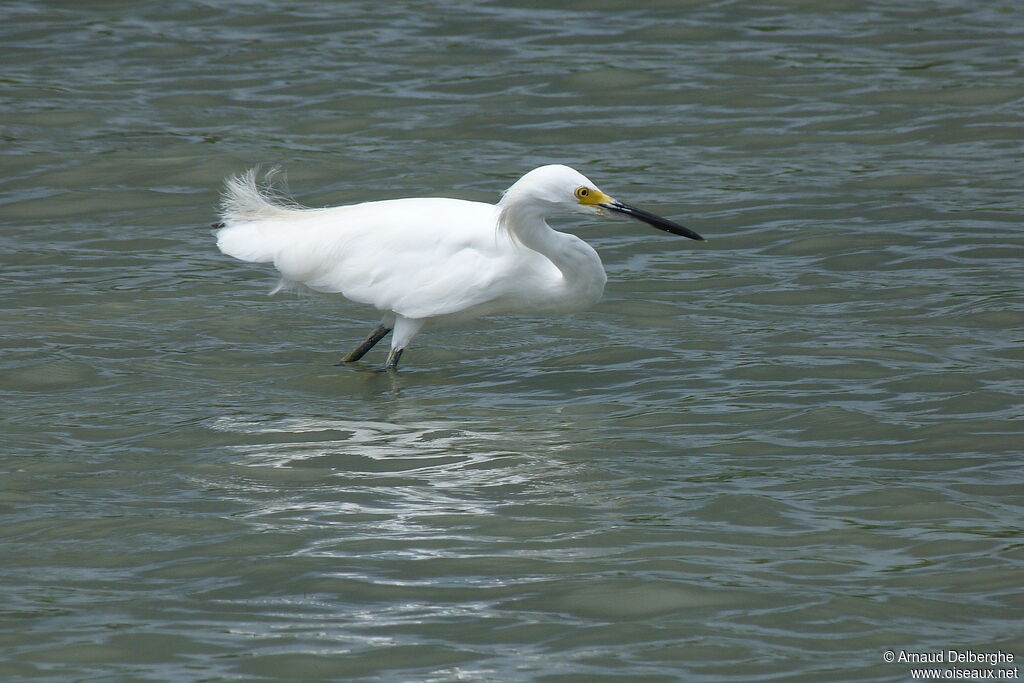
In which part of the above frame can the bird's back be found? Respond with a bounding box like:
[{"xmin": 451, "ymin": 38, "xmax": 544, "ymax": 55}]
[{"xmin": 215, "ymin": 172, "xmax": 517, "ymax": 318}]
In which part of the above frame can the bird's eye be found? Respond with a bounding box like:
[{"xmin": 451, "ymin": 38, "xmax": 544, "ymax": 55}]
[{"xmin": 575, "ymin": 187, "xmax": 590, "ymax": 200}]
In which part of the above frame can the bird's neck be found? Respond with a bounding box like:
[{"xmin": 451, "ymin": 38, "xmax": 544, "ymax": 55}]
[
  {"xmin": 497, "ymin": 198, "xmax": 606, "ymax": 302},
  {"xmin": 499, "ymin": 198, "xmax": 581, "ymax": 263}
]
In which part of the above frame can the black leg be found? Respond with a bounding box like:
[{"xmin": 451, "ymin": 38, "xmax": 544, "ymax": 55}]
[
  {"xmin": 384, "ymin": 348, "xmax": 403, "ymax": 370},
  {"xmin": 336, "ymin": 325, "xmax": 392, "ymax": 364}
]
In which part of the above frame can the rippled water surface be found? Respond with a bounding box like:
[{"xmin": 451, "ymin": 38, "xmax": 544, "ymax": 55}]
[{"xmin": 3, "ymin": 1, "xmax": 1022, "ymax": 680}]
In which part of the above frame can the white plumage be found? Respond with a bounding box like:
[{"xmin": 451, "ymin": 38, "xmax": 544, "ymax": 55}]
[{"xmin": 215, "ymin": 164, "xmax": 703, "ymax": 369}]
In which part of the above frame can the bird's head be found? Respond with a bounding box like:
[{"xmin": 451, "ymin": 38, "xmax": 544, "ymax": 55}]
[{"xmin": 502, "ymin": 164, "xmax": 704, "ymax": 241}]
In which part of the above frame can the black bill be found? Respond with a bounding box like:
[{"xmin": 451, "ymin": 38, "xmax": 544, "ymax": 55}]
[{"xmin": 600, "ymin": 201, "xmax": 705, "ymax": 241}]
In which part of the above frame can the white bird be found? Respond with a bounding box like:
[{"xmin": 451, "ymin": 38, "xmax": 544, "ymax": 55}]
[{"xmin": 214, "ymin": 164, "xmax": 704, "ymax": 369}]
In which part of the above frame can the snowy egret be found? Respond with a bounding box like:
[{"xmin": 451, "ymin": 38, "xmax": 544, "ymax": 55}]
[{"xmin": 214, "ymin": 164, "xmax": 704, "ymax": 369}]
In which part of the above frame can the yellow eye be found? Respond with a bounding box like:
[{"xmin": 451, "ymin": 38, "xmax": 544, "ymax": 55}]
[{"xmin": 574, "ymin": 186, "xmax": 590, "ymax": 200}]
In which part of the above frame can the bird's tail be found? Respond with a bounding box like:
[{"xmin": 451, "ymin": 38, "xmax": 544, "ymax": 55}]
[
  {"xmin": 220, "ymin": 167, "xmax": 302, "ymax": 223},
  {"xmin": 215, "ymin": 168, "xmax": 310, "ymax": 264}
]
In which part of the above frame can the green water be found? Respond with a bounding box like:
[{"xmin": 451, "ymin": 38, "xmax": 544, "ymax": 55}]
[{"xmin": 2, "ymin": 1, "xmax": 1022, "ymax": 680}]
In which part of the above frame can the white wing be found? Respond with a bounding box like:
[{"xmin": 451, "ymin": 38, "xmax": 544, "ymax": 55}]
[{"xmin": 216, "ymin": 175, "xmax": 520, "ymax": 319}]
